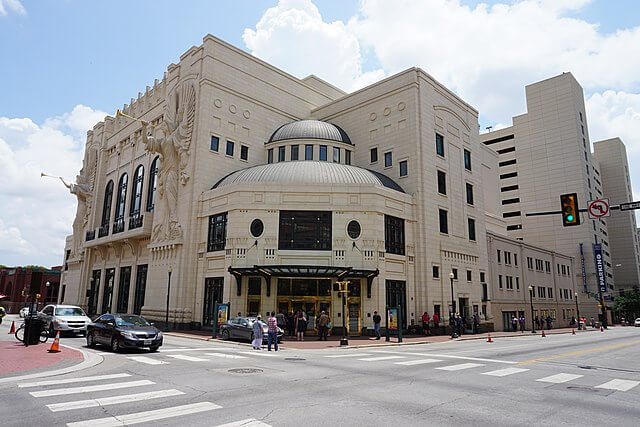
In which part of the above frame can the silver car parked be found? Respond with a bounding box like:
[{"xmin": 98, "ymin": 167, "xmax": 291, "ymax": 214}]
[{"xmin": 39, "ymin": 304, "xmax": 92, "ymax": 336}]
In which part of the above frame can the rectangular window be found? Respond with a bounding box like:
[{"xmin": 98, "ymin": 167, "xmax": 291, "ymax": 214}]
[
  {"xmin": 498, "ymin": 275, "xmax": 503, "ymax": 289},
  {"xmin": 499, "ymin": 159, "xmax": 517, "ymax": 167},
  {"xmin": 345, "ymin": 150, "xmax": 351, "ymax": 165},
  {"xmin": 240, "ymin": 145, "xmax": 249, "ymax": 161},
  {"xmin": 501, "ymin": 185, "xmax": 519, "ymax": 192},
  {"xmin": 514, "ymin": 254, "xmax": 518, "ymax": 266},
  {"xmin": 291, "ymin": 145, "xmax": 299, "ymax": 161},
  {"xmin": 480, "ymin": 272, "xmax": 485, "ymax": 282},
  {"xmin": 248, "ymin": 277, "xmax": 261, "ymax": 296},
  {"xmin": 502, "ymin": 198, "xmax": 520, "ymax": 205},
  {"xmin": 384, "ymin": 151, "xmax": 393, "ymax": 167},
  {"xmin": 507, "ymin": 224, "xmax": 522, "ymax": 231},
  {"xmin": 439, "ymin": 209, "xmax": 448, "ymax": 234},
  {"xmin": 267, "ymin": 148, "xmax": 273, "ymax": 164},
  {"xmin": 503, "ymin": 211, "xmax": 522, "ymax": 218},
  {"xmin": 545, "ymin": 261, "xmax": 551, "ymax": 273},
  {"xmin": 399, "ymin": 160, "xmax": 408, "ymax": 177},
  {"xmin": 468, "ymin": 218, "xmax": 476, "ymax": 241},
  {"xmin": 436, "ymin": 133, "xmax": 445, "ymax": 157},
  {"xmin": 384, "ymin": 214, "xmax": 405, "ymax": 255},
  {"xmin": 452, "ymin": 268, "xmax": 458, "ymax": 280},
  {"xmin": 116, "ymin": 266, "xmax": 132, "ymax": 313},
  {"xmin": 278, "ymin": 211, "xmax": 331, "ymax": 251},
  {"xmin": 319, "ymin": 145, "xmax": 328, "ymax": 161},
  {"xmin": 305, "ymin": 144, "xmax": 314, "ymax": 160},
  {"xmin": 210, "ymin": 135, "xmax": 219, "ymax": 152},
  {"xmin": 333, "ymin": 147, "xmax": 340, "ymax": 163},
  {"xmin": 466, "ymin": 183, "xmax": 474, "ymax": 205},
  {"xmin": 466, "ymin": 270, "xmax": 472, "ymax": 282},
  {"xmin": 496, "ymin": 146, "xmax": 516, "ymax": 154},
  {"xmin": 133, "ymin": 264, "xmax": 148, "ymax": 315},
  {"xmin": 505, "ymin": 252, "xmax": 511, "ymax": 265},
  {"xmin": 515, "ymin": 276, "xmax": 520, "ymax": 290},
  {"xmin": 548, "ymin": 287, "xmax": 553, "ymax": 299},
  {"xmin": 370, "ymin": 147, "xmax": 378, "ymax": 163},
  {"xmin": 500, "ymin": 172, "xmax": 518, "ymax": 179},
  {"xmin": 278, "ymin": 146, "xmax": 286, "ymax": 162},
  {"xmin": 432, "ymin": 265, "xmax": 440, "ymax": 278},
  {"xmin": 207, "ymin": 212, "xmax": 228, "ymax": 252},
  {"xmin": 437, "ymin": 170, "xmax": 447, "ymax": 195},
  {"xmin": 463, "ymin": 149, "xmax": 472, "ymax": 171},
  {"xmin": 226, "ymin": 140, "xmax": 235, "ymax": 156},
  {"xmin": 497, "ymin": 250, "xmax": 501, "ymax": 263}
]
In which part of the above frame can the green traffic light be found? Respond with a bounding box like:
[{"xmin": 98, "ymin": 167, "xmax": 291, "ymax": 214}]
[{"xmin": 567, "ymin": 215, "xmax": 574, "ymax": 221}]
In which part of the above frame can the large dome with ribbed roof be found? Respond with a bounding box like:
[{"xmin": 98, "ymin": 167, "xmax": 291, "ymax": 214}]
[{"xmin": 268, "ymin": 120, "xmax": 352, "ymax": 145}]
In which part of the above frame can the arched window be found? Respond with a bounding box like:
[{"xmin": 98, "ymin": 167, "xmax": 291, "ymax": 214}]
[
  {"xmin": 101, "ymin": 180, "xmax": 114, "ymax": 229},
  {"xmin": 146, "ymin": 156, "xmax": 159, "ymax": 212},
  {"xmin": 130, "ymin": 165, "xmax": 144, "ymax": 217},
  {"xmin": 113, "ymin": 173, "xmax": 128, "ymax": 233}
]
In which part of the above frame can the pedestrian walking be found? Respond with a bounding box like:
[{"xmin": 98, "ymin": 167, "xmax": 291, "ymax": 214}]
[
  {"xmin": 546, "ymin": 315, "xmax": 553, "ymax": 330},
  {"xmin": 276, "ymin": 311, "xmax": 286, "ymax": 331},
  {"xmin": 519, "ymin": 315, "xmax": 525, "ymax": 333},
  {"xmin": 473, "ymin": 313, "xmax": 480, "ymax": 334},
  {"xmin": 511, "ymin": 315, "xmax": 518, "ymax": 332},
  {"xmin": 373, "ymin": 310, "xmax": 382, "ymax": 340},
  {"xmin": 317, "ymin": 310, "xmax": 329, "ymax": 341},
  {"xmin": 252, "ymin": 315, "xmax": 263, "ymax": 349},
  {"xmin": 421, "ymin": 312, "xmax": 431, "ymax": 335},
  {"xmin": 296, "ymin": 311, "xmax": 307, "ymax": 341},
  {"xmin": 455, "ymin": 313, "xmax": 463, "ymax": 336},
  {"xmin": 590, "ymin": 316, "xmax": 596, "ymax": 328},
  {"xmin": 287, "ymin": 311, "xmax": 295, "ymax": 337},
  {"xmin": 267, "ymin": 312, "xmax": 279, "ymax": 351},
  {"xmin": 432, "ymin": 312, "xmax": 440, "ymax": 335}
]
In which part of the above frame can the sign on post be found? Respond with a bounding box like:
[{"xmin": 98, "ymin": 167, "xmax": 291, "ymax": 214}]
[
  {"xmin": 593, "ymin": 244, "xmax": 607, "ymax": 293},
  {"xmin": 619, "ymin": 201, "xmax": 640, "ymax": 211},
  {"xmin": 388, "ymin": 308, "xmax": 398, "ymax": 330},
  {"xmin": 588, "ymin": 199, "xmax": 610, "ymax": 219},
  {"xmin": 211, "ymin": 302, "xmax": 230, "ymax": 338}
]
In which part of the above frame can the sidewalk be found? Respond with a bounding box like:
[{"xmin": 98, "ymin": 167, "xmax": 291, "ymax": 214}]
[
  {"xmin": 166, "ymin": 326, "xmax": 598, "ymax": 350},
  {"xmin": 0, "ymin": 341, "xmax": 83, "ymax": 377}
]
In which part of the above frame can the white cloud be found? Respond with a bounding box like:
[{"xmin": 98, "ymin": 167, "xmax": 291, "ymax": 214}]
[
  {"xmin": 0, "ymin": 0, "xmax": 25, "ymax": 16},
  {"xmin": 0, "ymin": 105, "xmax": 106, "ymax": 267}
]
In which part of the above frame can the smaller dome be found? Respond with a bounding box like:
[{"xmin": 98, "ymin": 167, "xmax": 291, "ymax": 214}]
[{"xmin": 268, "ymin": 120, "xmax": 352, "ymax": 145}]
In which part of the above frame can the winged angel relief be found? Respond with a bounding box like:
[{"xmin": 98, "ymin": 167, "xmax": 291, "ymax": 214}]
[{"xmin": 141, "ymin": 80, "xmax": 196, "ymax": 242}]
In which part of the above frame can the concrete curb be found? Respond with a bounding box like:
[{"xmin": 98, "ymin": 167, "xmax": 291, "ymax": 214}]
[{"xmin": 0, "ymin": 344, "xmax": 103, "ymax": 384}]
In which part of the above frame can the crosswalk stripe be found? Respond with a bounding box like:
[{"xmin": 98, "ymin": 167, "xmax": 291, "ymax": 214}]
[
  {"xmin": 481, "ymin": 367, "xmax": 529, "ymax": 377},
  {"xmin": 128, "ymin": 356, "xmax": 169, "ymax": 365},
  {"xmin": 214, "ymin": 418, "xmax": 271, "ymax": 427},
  {"xmin": 205, "ymin": 353, "xmax": 248, "ymax": 359},
  {"xmin": 325, "ymin": 353, "xmax": 372, "ymax": 358},
  {"xmin": 159, "ymin": 348, "xmax": 228, "ymax": 353},
  {"xmin": 166, "ymin": 354, "xmax": 209, "ymax": 362},
  {"xmin": 237, "ymin": 351, "xmax": 277, "ymax": 357},
  {"xmin": 18, "ymin": 373, "xmax": 131, "ymax": 388},
  {"xmin": 47, "ymin": 389, "xmax": 185, "ymax": 412},
  {"xmin": 372, "ymin": 350, "xmax": 516, "ymax": 364},
  {"xmin": 30, "ymin": 380, "xmax": 154, "ymax": 397},
  {"xmin": 595, "ymin": 379, "xmax": 640, "ymax": 392},
  {"xmin": 436, "ymin": 363, "xmax": 484, "ymax": 371},
  {"xmin": 536, "ymin": 373, "xmax": 583, "ymax": 384},
  {"xmin": 66, "ymin": 401, "xmax": 222, "ymax": 427},
  {"xmin": 357, "ymin": 356, "xmax": 405, "ymax": 362},
  {"xmin": 394, "ymin": 358, "xmax": 442, "ymax": 366}
]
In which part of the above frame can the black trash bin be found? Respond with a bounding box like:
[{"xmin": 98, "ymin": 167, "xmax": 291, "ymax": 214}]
[{"xmin": 25, "ymin": 317, "xmax": 45, "ymax": 345}]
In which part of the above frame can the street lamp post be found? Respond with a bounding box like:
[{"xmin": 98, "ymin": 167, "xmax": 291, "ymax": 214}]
[
  {"xmin": 335, "ymin": 280, "xmax": 349, "ymax": 346},
  {"xmin": 449, "ymin": 272, "xmax": 458, "ymax": 339},
  {"xmin": 528, "ymin": 285, "xmax": 536, "ymax": 333},
  {"xmin": 575, "ymin": 292, "xmax": 581, "ymax": 330},
  {"xmin": 164, "ymin": 265, "xmax": 172, "ymax": 332}
]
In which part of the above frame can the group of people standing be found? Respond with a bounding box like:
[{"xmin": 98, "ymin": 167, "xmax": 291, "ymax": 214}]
[
  {"xmin": 509, "ymin": 314, "xmax": 555, "ymax": 332},
  {"xmin": 251, "ymin": 312, "xmax": 280, "ymax": 351}
]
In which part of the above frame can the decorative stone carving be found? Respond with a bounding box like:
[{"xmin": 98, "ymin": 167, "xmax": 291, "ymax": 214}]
[{"xmin": 141, "ymin": 79, "xmax": 197, "ymax": 243}]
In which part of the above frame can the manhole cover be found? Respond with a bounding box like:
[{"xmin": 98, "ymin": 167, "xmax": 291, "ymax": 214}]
[
  {"xmin": 285, "ymin": 357, "xmax": 306, "ymax": 361},
  {"xmin": 228, "ymin": 368, "xmax": 263, "ymax": 374}
]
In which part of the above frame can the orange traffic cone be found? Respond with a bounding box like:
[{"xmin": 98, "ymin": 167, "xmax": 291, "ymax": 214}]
[
  {"xmin": 487, "ymin": 333, "xmax": 493, "ymax": 343},
  {"xmin": 48, "ymin": 331, "xmax": 61, "ymax": 353},
  {"xmin": 572, "ymin": 328, "xmax": 576, "ymax": 335},
  {"xmin": 8, "ymin": 320, "xmax": 16, "ymax": 334},
  {"xmin": 541, "ymin": 329, "xmax": 546, "ymax": 337}
]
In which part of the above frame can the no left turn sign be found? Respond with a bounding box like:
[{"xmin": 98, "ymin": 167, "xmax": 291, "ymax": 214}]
[{"xmin": 588, "ymin": 199, "xmax": 610, "ymax": 219}]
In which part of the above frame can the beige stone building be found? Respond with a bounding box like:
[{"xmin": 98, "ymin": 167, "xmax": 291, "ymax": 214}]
[{"xmin": 59, "ymin": 35, "xmax": 489, "ymax": 333}]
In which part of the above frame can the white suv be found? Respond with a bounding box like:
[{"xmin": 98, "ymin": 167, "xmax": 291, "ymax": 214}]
[{"xmin": 39, "ymin": 304, "xmax": 92, "ymax": 336}]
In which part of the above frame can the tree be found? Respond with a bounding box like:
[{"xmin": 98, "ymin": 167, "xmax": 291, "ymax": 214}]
[{"xmin": 613, "ymin": 288, "xmax": 640, "ymax": 320}]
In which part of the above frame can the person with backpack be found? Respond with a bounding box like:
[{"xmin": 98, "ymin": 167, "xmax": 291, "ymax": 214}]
[{"xmin": 373, "ymin": 311, "xmax": 382, "ymax": 340}]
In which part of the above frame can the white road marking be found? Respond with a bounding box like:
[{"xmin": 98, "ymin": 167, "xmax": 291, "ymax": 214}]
[
  {"xmin": 159, "ymin": 347, "xmax": 228, "ymax": 352},
  {"xmin": 536, "ymin": 373, "xmax": 583, "ymax": 384},
  {"xmin": 237, "ymin": 351, "xmax": 277, "ymax": 357},
  {"xmin": 357, "ymin": 356, "xmax": 405, "ymax": 362},
  {"xmin": 436, "ymin": 363, "xmax": 484, "ymax": 371},
  {"xmin": 481, "ymin": 367, "xmax": 529, "ymax": 377},
  {"xmin": 18, "ymin": 373, "xmax": 131, "ymax": 388},
  {"xmin": 30, "ymin": 380, "xmax": 154, "ymax": 397},
  {"xmin": 127, "ymin": 356, "xmax": 169, "ymax": 365},
  {"xmin": 325, "ymin": 353, "xmax": 372, "ymax": 358},
  {"xmin": 595, "ymin": 379, "xmax": 640, "ymax": 392},
  {"xmin": 47, "ymin": 389, "xmax": 185, "ymax": 412},
  {"xmin": 205, "ymin": 353, "xmax": 248, "ymax": 359},
  {"xmin": 394, "ymin": 358, "xmax": 442, "ymax": 366},
  {"xmin": 372, "ymin": 350, "xmax": 516, "ymax": 364},
  {"xmin": 214, "ymin": 418, "xmax": 271, "ymax": 427},
  {"xmin": 166, "ymin": 354, "xmax": 209, "ymax": 362},
  {"xmin": 96, "ymin": 352, "xmax": 112, "ymax": 356},
  {"xmin": 66, "ymin": 401, "xmax": 222, "ymax": 426}
]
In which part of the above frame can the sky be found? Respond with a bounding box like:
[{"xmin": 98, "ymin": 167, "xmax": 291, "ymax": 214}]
[{"xmin": 1, "ymin": 0, "xmax": 639, "ymax": 267}]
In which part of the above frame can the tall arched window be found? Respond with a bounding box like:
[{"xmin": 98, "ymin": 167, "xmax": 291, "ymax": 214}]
[
  {"xmin": 146, "ymin": 156, "xmax": 159, "ymax": 212},
  {"xmin": 113, "ymin": 173, "xmax": 128, "ymax": 234},
  {"xmin": 99, "ymin": 180, "xmax": 114, "ymax": 237},
  {"xmin": 130, "ymin": 165, "xmax": 144, "ymax": 217}
]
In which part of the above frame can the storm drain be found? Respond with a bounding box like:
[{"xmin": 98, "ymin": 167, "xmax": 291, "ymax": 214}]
[{"xmin": 228, "ymin": 368, "xmax": 263, "ymax": 374}]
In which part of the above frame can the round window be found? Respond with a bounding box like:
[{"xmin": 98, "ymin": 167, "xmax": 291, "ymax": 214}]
[
  {"xmin": 250, "ymin": 219, "xmax": 264, "ymax": 238},
  {"xmin": 347, "ymin": 220, "xmax": 361, "ymax": 239}
]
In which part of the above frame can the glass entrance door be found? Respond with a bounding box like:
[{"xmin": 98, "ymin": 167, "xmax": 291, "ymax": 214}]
[
  {"xmin": 203, "ymin": 277, "xmax": 223, "ymax": 328},
  {"xmin": 348, "ymin": 302, "xmax": 360, "ymax": 335}
]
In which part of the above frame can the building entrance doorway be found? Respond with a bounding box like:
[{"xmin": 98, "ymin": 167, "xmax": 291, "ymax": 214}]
[
  {"xmin": 203, "ymin": 277, "xmax": 223, "ymax": 328},
  {"xmin": 277, "ymin": 278, "xmax": 331, "ymax": 334},
  {"xmin": 502, "ymin": 311, "xmax": 517, "ymax": 332}
]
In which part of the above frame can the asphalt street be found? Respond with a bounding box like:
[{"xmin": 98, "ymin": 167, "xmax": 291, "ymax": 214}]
[{"xmin": 1, "ymin": 324, "xmax": 639, "ymax": 426}]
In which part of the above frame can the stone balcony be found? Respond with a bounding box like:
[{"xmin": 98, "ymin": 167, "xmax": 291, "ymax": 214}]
[{"xmin": 84, "ymin": 213, "xmax": 153, "ymax": 248}]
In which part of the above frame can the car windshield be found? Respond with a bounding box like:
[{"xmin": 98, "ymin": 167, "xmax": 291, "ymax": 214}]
[
  {"xmin": 55, "ymin": 307, "xmax": 86, "ymax": 316},
  {"xmin": 115, "ymin": 315, "xmax": 150, "ymax": 327}
]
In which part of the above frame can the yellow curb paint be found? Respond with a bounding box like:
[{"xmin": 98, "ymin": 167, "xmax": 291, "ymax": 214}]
[{"xmin": 518, "ymin": 339, "xmax": 640, "ymax": 365}]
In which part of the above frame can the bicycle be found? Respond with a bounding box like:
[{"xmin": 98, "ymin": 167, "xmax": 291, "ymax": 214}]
[{"xmin": 15, "ymin": 322, "xmax": 49, "ymax": 344}]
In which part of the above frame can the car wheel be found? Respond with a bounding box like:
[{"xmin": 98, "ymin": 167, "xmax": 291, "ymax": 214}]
[
  {"xmin": 111, "ymin": 337, "xmax": 121, "ymax": 353},
  {"xmin": 222, "ymin": 329, "xmax": 230, "ymax": 340},
  {"xmin": 86, "ymin": 332, "xmax": 96, "ymax": 348},
  {"xmin": 149, "ymin": 346, "xmax": 159, "ymax": 352}
]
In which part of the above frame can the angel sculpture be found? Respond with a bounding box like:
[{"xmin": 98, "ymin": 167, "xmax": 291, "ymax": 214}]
[
  {"xmin": 60, "ymin": 175, "xmax": 93, "ymax": 255},
  {"xmin": 141, "ymin": 80, "xmax": 196, "ymax": 242}
]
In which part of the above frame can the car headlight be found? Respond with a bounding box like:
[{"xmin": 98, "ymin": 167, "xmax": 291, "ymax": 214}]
[
  {"xmin": 54, "ymin": 319, "xmax": 66, "ymax": 326},
  {"xmin": 156, "ymin": 331, "xmax": 163, "ymax": 339},
  {"xmin": 122, "ymin": 331, "xmax": 137, "ymax": 339}
]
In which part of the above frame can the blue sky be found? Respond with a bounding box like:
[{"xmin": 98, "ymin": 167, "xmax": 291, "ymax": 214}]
[{"xmin": 1, "ymin": 0, "xmax": 639, "ymax": 266}]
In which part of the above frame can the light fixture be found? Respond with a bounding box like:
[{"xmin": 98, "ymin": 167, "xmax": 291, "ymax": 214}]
[{"xmin": 449, "ymin": 272, "xmax": 454, "ymax": 279}]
